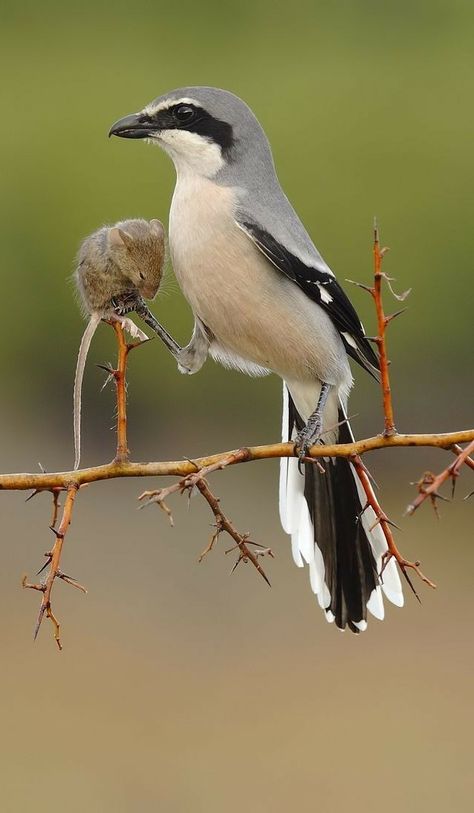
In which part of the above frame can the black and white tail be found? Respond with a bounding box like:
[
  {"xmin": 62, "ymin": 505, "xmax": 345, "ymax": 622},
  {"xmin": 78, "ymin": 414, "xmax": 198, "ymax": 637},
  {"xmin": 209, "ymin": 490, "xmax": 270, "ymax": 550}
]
[{"xmin": 279, "ymin": 384, "xmax": 403, "ymax": 632}]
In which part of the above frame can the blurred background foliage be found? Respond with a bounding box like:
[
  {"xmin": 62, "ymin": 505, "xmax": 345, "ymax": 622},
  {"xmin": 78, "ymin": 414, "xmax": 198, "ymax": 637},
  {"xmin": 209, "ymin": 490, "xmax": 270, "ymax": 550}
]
[{"xmin": 0, "ymin": 1, "xmax": 473, "ymax": 812}]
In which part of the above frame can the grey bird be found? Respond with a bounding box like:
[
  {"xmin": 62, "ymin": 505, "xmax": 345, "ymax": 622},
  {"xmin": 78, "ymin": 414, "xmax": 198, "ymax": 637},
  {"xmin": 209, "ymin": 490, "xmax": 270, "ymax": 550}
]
[{"xmin": 109, "ymin": 86, "xmax": 404, "ymax": 631}]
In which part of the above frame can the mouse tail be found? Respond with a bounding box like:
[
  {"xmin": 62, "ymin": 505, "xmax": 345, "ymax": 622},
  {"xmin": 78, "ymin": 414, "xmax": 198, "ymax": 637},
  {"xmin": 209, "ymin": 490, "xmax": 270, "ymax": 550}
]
[{"xmin": 73, "ymin": 313, "xmax": 101, "ymax": 470}]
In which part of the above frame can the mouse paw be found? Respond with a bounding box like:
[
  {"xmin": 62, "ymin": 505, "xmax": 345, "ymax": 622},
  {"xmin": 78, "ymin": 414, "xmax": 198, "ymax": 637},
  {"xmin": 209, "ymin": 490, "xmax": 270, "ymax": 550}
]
[{"xmin": 115, "ymin": 315, "xmax": 148, "ymax": 342}]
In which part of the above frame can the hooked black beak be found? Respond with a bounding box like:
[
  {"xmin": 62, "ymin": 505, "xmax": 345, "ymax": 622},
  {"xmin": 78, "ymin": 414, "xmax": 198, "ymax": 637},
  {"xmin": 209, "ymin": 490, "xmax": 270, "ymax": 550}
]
[{"xmin": 108, "ymin": 112, "xmax": 157, "ymax": 139}]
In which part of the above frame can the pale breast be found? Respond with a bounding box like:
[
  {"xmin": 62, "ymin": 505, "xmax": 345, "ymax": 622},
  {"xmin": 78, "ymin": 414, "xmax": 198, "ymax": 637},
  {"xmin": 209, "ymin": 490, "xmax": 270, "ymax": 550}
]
[{"xmin": 169, "ymin": 175, "xmax": 350, "ymax": 388}]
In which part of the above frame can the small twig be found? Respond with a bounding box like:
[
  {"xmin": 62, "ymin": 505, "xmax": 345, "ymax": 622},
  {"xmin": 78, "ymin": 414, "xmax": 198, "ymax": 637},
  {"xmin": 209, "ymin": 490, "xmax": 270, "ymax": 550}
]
[
  {"xmin": 406, "ymin": 439, "xmax": 474, "ymax": 516},
  {"xmin": 185, "ymin": 450, "xmax": 250, "ymax": 481},
  {"xmin": 57, "ymin": 571, "xmax": 88, "ymax": 593},
  {"xmin": 137, "ymin": 450, "xmax": 250, "ymax": 522},
  {"xmin": 26, "ymin": 483, "xmax": 64, "ymax": 530},
  {"xmin": 451, "ymin": 443, "xmax": 474, "ymax": 473},
  {"xmin": 138, "ymin": 480, "xmax": 182, "ymax": 524},
  {"xmin": 347, "ymin": 222, "xmax": 409, "ymax": 436},
  {"xmin": 351, "ymin": 454, "xmax": 436, "ymax": 600},
  {"xmin": 372, "ymin": 224, "xmax": 398, "ymax": 436},
  {"xmin": 198, "ymin": 525, "xmax": 221, "ymax": 563},
  {"xmin": 22, "ymin": 483, "xmax": 81, "ymax": 649},
  {"xmin": 194, "ymin": 477, "xmax": 273, "ymax": 585},
  {"xmin": 138, "ymin": 453, "xmax": 273, "ymax": 585}
]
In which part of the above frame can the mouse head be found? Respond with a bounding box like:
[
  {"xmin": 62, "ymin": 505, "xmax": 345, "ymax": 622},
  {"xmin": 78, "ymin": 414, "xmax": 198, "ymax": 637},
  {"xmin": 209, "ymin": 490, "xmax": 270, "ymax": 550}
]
[{"xmin": 108, "ymin": 218, "xmax": 166, "ymax": 299}]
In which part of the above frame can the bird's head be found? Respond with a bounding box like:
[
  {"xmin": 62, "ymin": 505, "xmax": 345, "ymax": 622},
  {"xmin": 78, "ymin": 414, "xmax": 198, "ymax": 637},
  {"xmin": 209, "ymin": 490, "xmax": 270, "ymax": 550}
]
[{"xmin": 109, "ymin": 86, "xmax": 271, "ymax": 179}]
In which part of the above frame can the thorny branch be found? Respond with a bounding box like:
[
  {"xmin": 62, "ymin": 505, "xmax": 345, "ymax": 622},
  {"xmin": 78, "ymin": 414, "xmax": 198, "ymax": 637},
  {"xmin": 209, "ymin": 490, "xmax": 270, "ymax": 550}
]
[
  {"xmin": 345, "ymin": 223, "xmax": 443, "ymax": 595},
  {"xmin": 1, "ymin": 230, "xmax": 472, "ymax": 648},
  {"xmin": 348, "ymin": 220, "xmax": 410, "ymax": 437},
  {"xmin": 109, "ymin": 320, "xmax": 149, "ymax": 463},
  {"xmin": 113, "ymin": 320, "xmax": 130, "ymax": 462},
  {"xmin": 351, "ymin": 455, "xmax": 436, "ymax": 601},
  {"xmin": 25, "ymin": 476, "xmax": 62, "ymax": 529},
  {"xmin": 138, "ymin": 452, "xmax": 274, "ymax": 584},
  {"xmin": 406, "ymin": 439, "xmax": 474, "ymax": 517},
  {"xmin": 20, "ymin": 321, "xmax": 143, "ymax": 648},
  {"xmin": 1, "ymin": 431, "xmax": 473, "ymax": 492},
  {"xmin": 22, "ymin": 484, "xmax": 84, "ymax": 650}
]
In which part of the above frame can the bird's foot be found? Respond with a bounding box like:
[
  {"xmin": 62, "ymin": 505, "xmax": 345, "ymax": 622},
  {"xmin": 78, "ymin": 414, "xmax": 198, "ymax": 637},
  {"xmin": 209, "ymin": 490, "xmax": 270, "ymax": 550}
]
[
  {"xmin": 295, "ymin": 415, "xmax": 323, "ymax": 462},
  {"xmin": 110, "ymin": 291, "xmax": 142, "ymax": 316},
  {"xmin": 294, "ymin": 382, "xmax": 332, "ymax": 469}
]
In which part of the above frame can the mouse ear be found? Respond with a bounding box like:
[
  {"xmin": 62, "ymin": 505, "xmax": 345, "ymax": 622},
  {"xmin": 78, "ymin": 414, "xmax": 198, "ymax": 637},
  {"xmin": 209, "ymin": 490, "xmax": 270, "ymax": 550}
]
[
  {"xmin": 109, "ymin": 227, "xmax": 133, "ymax": 250},
  {"xmin": 150, "ymin": 219, "xmax": 164, "ymax": 237}
]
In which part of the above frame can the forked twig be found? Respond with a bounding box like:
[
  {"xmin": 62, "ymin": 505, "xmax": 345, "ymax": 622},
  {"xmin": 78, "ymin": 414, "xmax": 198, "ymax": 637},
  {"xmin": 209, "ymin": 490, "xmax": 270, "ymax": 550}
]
[
  {"xmin": 138, "ymin": 454, "xmax": 273, "ymax": 585},
  {"xmin": 22, "ymin": 484, "xmax": 84, "ymax": 649},
  {"xmin": 26, "ymin": 484, "xmax": 64, "ymax": 529},
  {"xmin": 193, "ymin": 477, "xmax": 274, "ymax": 585},
  {"xmin": 406, "ymin": 439, "xmax": 474, "ymax": 516},
  {"xmin": 347, "ymin": 221, "xmax": 410, "ymax": 437},
  {"xmin": 345, "ymin": 227, "xmax": 437, "ymax": 596},
  {"xmin": 351, "ymin": 455, "xmax": 436, "ymax": 601},
  {"xmin": 137, "ymin": 450, "xmax": 250, "ymax": 520},
  {"xmin": 451, "ymin": 443, "xmax": 474, "ymax": 473}
]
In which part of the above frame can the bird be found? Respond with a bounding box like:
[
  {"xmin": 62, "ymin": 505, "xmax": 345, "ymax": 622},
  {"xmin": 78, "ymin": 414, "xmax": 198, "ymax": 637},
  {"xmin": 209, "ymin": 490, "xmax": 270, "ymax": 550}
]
[{"xmin": 109, "ymin": 86, "xmax": 404, "ymax": 632}]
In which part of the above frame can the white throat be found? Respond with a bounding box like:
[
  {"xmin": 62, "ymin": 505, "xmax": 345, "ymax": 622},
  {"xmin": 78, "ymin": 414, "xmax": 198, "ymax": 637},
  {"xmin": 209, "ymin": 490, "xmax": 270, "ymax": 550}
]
[{"xmin": 151, "ymin": 130, "xmax": 225, "ymax": 179}]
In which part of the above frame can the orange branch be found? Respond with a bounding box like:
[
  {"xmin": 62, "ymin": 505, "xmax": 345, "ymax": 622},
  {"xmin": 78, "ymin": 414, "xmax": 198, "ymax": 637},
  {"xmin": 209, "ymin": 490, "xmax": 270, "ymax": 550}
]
[
  {"xmin": 113, "ymin": 321, "xmax": 130, "ymax": 463},
  {"xmin": 22, "ymin": 483, "xmax": 84, "ymax": 650},
  {"xmin": 372, "ymin": 227, "xmax": 397, "ymax": 436},
  {"xmin": 351, "ymin": 455, "xmax": 436, "ymax": 599},
  {"xmin": 348, "ymin": 224, "xmax": 409, "ymax": 436},
  {"xmin": 1, "ymin": 430, "xmax": 474, "ymax": 492}
]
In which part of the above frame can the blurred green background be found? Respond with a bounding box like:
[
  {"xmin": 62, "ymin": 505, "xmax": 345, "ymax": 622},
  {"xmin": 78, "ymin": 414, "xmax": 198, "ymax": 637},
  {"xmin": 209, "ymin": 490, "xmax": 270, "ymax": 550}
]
[{"xmin": 0, "ymin": 1, "xmax": 473, "ymax": 811}]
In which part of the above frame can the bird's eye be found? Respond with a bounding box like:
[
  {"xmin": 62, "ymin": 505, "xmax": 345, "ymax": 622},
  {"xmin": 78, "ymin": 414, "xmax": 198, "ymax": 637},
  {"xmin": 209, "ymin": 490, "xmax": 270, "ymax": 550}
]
[{"xmin": 174, "ymin": 104, "xmax": 196, "ymax": 123}]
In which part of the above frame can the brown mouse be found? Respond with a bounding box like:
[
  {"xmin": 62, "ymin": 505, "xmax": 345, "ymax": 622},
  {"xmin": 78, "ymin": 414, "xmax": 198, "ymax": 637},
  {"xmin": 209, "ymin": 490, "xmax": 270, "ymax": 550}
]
[{"xmin": 73, "ymin": 218, "xmax": 170, "ymax": 470}]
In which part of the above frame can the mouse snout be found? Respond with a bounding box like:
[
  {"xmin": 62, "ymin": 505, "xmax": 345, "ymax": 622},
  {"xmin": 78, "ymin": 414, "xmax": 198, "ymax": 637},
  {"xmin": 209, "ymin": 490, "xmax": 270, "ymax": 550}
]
[{"xmin": 140, "ymin": 280, "xmax": 161, "ymax": 300}]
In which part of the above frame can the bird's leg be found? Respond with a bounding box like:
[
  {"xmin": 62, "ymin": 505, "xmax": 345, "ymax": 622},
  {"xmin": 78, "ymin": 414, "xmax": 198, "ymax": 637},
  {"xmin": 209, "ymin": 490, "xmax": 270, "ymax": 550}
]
[
  {"xmin": 132, "ymin": 298, "xmax": 183, "ymax": 358},
  {"xmin": 295, "ymin": 382, "xmax": 332, "ymax": 461},
  {"xmin": 175, "ymin": 318, "xmax": 210, "ymax": 375},
  {"xmin": 111, "ymin": 294, "xmax": 182, "ymax": 358},
  {"xmin": 112, "ymin": 297, "xmax": 209, "ymax": 374}
]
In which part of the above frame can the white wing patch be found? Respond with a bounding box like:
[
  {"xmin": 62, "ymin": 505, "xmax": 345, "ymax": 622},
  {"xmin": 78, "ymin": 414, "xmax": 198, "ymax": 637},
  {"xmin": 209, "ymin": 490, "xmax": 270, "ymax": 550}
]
[
  {"xmin": 316, "ymin": 282, "xmax": 333, "ymax": 304},
  {"xmin": 341, "ymin": 331, "xmax": 358, "ymax": 350}
]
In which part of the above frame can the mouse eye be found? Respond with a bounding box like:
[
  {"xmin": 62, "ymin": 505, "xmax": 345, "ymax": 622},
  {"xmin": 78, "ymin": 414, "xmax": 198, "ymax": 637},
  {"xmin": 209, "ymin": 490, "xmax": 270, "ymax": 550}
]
[
  {"xmin": 139, "ymin": 271, "xmax": 145, "ymax": 280},
  {"xmin": 174, "ymin": 104, "xmax": 196, "ymax": 123}
]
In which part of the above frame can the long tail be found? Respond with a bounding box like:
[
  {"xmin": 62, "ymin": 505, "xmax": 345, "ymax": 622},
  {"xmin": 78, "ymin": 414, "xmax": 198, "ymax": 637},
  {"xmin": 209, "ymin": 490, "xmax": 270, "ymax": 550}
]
[
  {"xmin": 73, "ymin": 314, "xmax": 101, "ymax": 470},
  {"xmin": 279, "ymin": 384, "xmax": 403, "ymax": 632}
]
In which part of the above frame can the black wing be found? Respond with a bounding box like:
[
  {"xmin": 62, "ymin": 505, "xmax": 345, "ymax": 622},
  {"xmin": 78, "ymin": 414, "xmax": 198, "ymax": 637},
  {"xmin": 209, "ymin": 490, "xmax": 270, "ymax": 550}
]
[{"xmin": 237, "ymin": 219, "xmax": 379, "ymax": 378}]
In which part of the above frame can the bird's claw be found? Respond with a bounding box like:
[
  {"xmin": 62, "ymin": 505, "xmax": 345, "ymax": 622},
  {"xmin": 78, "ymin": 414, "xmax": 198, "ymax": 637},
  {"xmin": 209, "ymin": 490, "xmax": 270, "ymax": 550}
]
[
  {"xmin": 110, "ymin": 291, "xmax": 141, "ymax": 316},
  {"xmin": 295, "ymin": 418, "xmax": 323, "ymax": 470}
]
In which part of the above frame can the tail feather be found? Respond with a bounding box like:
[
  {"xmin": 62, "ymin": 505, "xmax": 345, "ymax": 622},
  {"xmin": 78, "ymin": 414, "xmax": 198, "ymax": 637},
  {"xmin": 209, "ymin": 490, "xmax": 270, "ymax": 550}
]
[{"xmin": 279, "ymin": 383, "xmax": 403, "ymax": 632}]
